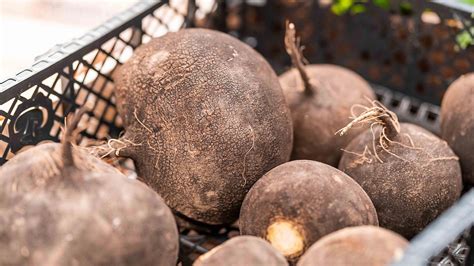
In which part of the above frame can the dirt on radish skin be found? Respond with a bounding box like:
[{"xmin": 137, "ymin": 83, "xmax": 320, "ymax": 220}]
[
  {"xmin": 0, "ymin": 111, "xmax": 179, "ymax": 266},
  {"xmin": 111, "ymin": 28, "xmax": 293, "ymax": 225},
  {"xmin": 441, "ymin": 73, "xmax": 474, "ymax": 184},
  {"xmin": 194, "ymin": 236, "xmax": 288, "ymax": 266},
  {"xmin": 297, "ymin": 226, "xmax": 408, "ymax": 266},
  {"xmin": 279, "ymin": 22, "xmax": 375, "ymax": 166},
  {"xmin": 338, "ymin": 101, "xmax": 462, "ymax": 238},
  {"xmin": 239, "ymin": 160, "xmax": 378, "ymax": 262}
]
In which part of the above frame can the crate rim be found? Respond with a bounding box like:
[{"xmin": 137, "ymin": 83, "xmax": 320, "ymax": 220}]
[
  {"xmin": 393, "ymin": 188, "xmax": 474, "ymax": 265},
  {"xmin": 432, "ymin": 0, "xmax": 474, "ymax": 13}
]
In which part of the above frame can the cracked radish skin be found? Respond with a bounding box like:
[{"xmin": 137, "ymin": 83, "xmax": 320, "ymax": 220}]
[
  {"xmin": 112, "ymin": 28, "xmax": 293, "ymax": 225},
  {"xmin": 239, "ymin": 160, "xmax": 378, "ymax": 262}
]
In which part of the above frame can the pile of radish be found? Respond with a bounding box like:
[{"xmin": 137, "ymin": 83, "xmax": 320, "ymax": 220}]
[{"xmin": 1, "ymin": 20, "xmax": 471, "ymax": 266}]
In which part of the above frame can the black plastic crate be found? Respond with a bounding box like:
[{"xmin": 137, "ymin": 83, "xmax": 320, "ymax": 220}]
[{"xmin": 0, "ymin": 0, "xmax": 472, "ymax": 265}]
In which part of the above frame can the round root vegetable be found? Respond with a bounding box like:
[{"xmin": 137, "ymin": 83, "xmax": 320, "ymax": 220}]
[
  {"xmin": 279, "ymin": 23, "xmax": 375, "ymax": 166},
  {"xmin": 0, "ymin": 110, "xmax": 179, "ymax": 266},
  {"xmin": 337, "ymin": 101, "xmax": 462, "ymax": 238},
  {"xmin": 107, "ymin": 28, "xmax": 293, "ymax": 225},
  {"xmin": 194, "ymin": 236, "xmax": 288, "ymax": 266},
  {"xmin": 441, "ymin": 73, "xmax": 474, "ymax": 184},
  {"xmin": 297, "ymin": 226, "xmax": 408, "ymax": 266},
  {"xmin": 239, "ymin": 160, "xmax": 378, "ymax": 262}
]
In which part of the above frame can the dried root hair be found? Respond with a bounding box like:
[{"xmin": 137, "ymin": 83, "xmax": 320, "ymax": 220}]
[
  {"xmin": 88, "ymin": 138, "xmax": 141, "ymax": 159},
  {"xmin": 338, "ymin": 100, "xmax": 459, "ymax": 164},
  {"xmin": 336, "ymin": 100, "xmax": 400, "ymax": 138},
  {"xmin": 336, "ymin": 100, "xmax": 405, "ymax": 163}
]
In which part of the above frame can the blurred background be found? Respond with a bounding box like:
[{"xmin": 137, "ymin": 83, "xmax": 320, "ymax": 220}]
[
  {"xmin": 0, "ymin": 0, "xmax": 136, "ymax": 81},
  {"xmin": 1, "ymin": 0, "xmax": 472, "ymax": 105}
]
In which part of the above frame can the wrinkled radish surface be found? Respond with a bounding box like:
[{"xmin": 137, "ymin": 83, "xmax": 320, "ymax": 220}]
[{"xmin": 114, "ymin": 28, "xmax": 293, "ymax": 225}]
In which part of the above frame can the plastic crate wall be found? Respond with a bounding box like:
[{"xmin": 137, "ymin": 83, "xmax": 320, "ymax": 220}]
[{"xmin": 0, "ymin": 0, "xmax": 473, "ymax": 265}]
